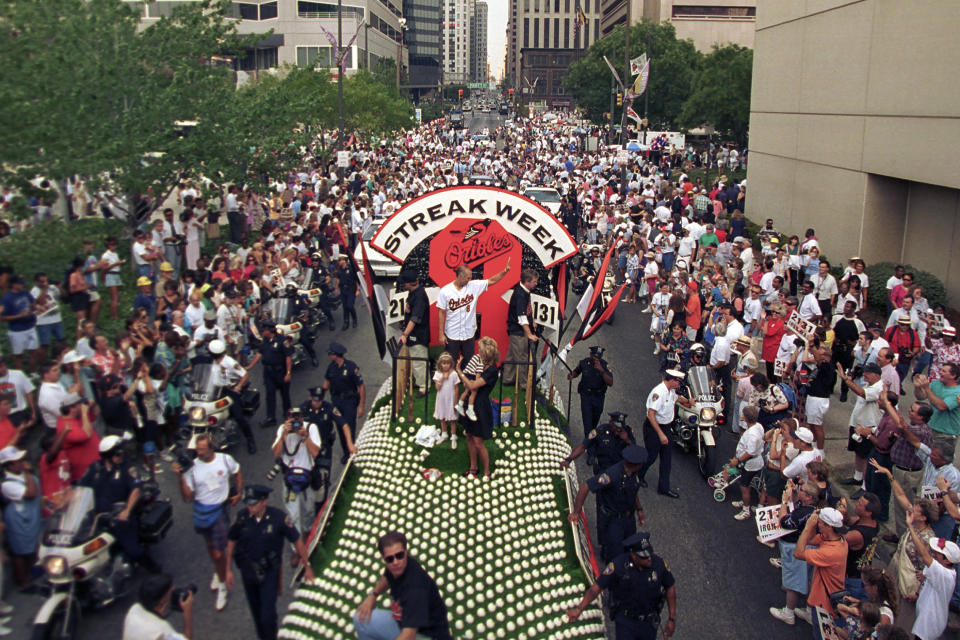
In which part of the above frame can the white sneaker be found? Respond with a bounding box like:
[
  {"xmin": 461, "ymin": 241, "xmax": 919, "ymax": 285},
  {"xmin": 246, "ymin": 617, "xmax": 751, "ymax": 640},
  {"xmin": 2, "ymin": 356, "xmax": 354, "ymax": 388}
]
[
  {"xmin": 465, "ymin": 405, "xmax": 477, "ymax": 421},
  {"xmin": 734, "ymin": 507, "xmax": 752, "ymax": 521},
  {"xmin": 216, "ymin": 585, "xmax": 228, "ymax": 611},
  {"xmin": 731, "ymin": 500, "xmax": 744, "ymax": 508},
  {"xmin": 641, "ymin": 306, "xmax": 651, "ymax": 313},
  {"xmin": 210, "ymin": 573, "xmax": 221, "ymax": 591},
  {"xmin": 0, "ymin": 601, "xmax": 10, "ymax": 616},
  {"xmin": 795, "ymin": 608, "xmax": 812, "ymax": 625},
  {"xmin": 437, "ymin": 432, "xmax": 449, "ymax": 443},
  {"xmin": 769, "ymin": 607, "xmax": 795, "ymax": 625},
  {"xmin": 455, "ymin": 400, "xmax": 465, "ymax": 416},
  {"xmin": 653, "ymin": 344, "xmax": 660, "ymax": 355},
  {"xmin": 450, "ymin": 434, "xmax": 458, "ymax": 450},
  {"xmin": 769, "ymin": 557, "xmax": 782, "ymax": 569},
  {"xmin": 0, "ymin": 623, "xmax": 11, "ymax": 637}
]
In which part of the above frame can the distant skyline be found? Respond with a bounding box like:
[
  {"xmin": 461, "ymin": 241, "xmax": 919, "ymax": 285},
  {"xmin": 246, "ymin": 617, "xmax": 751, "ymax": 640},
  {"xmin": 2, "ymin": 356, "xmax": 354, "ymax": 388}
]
[{"xmin": 487, "ymin": 0, "xmax": 506, "ymax": 79}]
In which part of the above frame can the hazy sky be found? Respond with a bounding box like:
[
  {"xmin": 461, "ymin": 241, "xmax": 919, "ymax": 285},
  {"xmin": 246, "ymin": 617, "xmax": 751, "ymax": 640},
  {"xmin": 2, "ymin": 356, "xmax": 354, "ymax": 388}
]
[{"xmin": 487, "ymin": 1, "xmax": 507, "ymax": 79}]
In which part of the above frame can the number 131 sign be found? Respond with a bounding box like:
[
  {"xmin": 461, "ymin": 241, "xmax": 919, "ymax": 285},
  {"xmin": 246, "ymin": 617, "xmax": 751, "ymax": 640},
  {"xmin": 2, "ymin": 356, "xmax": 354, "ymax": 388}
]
[{"xmin": 530, "ymin": 293, "xmax": 560, "ymax": 336}]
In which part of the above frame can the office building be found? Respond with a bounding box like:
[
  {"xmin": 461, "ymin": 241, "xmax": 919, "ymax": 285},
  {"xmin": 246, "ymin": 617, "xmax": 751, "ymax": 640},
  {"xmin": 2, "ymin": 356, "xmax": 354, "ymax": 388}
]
[
  {"xmin": 405, "ymin": 0, "xmax": 443, "ymax": 88},
  {"xmin": 505, "ymin": 0, "xmax": 602, "ymax": 97},
  {"xmin": 471, "ymin": 1, "xmax": 488, "ymax": 83},
  {"xmin": 747, "ymin": 0, "xmax": 960, "ymax": 301},
  {"xmin": 599, "ymin": 0, "xmax": 756, "ymax": 51},
  {"xmin": 127, "ymin": 1, "xmax": 406, "ymax": 81},
  {"xmin": 443, "ymin": 0, "xmax": 473, "ymax": 84}
]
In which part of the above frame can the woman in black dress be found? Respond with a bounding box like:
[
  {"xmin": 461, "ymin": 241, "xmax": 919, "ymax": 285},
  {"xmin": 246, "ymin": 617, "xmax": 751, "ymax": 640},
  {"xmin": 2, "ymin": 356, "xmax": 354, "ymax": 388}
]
[{"xmin": 455, "ymin": 336, "xmax": 500, "ymax": 478}]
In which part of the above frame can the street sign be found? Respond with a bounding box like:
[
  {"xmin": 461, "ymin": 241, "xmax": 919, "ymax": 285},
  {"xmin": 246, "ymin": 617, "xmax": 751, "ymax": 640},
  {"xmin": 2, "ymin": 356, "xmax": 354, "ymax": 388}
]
[
  {"xmin": 415, "ymin": 108, "xmax": 422, "ymax": 122},
  {"xmin": 616, "ymin": 149, "xmax": 630, "ymax": 164},
  {"xmin": 336, "ymin": 151, "xmax": 350, "ymax": 168}
]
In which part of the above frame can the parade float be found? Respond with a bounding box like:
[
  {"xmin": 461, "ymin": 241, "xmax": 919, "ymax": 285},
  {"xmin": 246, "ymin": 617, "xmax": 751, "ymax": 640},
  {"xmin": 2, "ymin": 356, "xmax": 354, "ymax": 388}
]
[{"xmin": 280, "ymin": 187, "xmax": 625, "ymax": 639}]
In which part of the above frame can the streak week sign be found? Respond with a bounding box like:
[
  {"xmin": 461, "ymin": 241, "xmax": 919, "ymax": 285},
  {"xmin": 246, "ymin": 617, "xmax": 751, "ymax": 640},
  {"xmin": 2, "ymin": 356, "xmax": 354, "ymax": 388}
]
[{"xmin": 369, "ymin": 186, "xmax": 578, "ymax": 360}]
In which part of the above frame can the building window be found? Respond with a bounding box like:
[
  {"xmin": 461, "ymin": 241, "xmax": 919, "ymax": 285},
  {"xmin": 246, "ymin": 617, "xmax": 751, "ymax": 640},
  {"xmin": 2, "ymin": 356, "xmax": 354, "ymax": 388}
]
[
  {"xmin": 296, "ymin": 45, "xmax": 354, "ymax": 69},
  {"xmin": 260, "ymin": 1, "xmax": 277, "ymax": 19},
  {"xmin": 533, "ymin": 18, "xmax": 539, "ymax": 47},
  {"xmin": 234, "ymin": 2, "xmax": 259, "ymax": 20},
  {"xmin": 671, "ymin": 5, "xmax": 757, "ymax": 18},
  {"xmin": 554, "ymin": 17, "xmax": 559, "ymax": 48},
  {"xmin": 583, "ymin": 0, "xmax": 589, "ymax": 12},
  {"xmin": 564, "ymin": 0, "xmax": 569, "ymax": 11},
  {"xmin": 564, "ymin": 17, "xmax": 569, "ymax": 48},
  {"xmin": 297, "ymin": 1, "xmax": 364, "ymax": 21},
  {"xmin": 236, "ymin": 47, "xmax": 279, "ymax": 70},
  {"xmin": 523, "ymin": 18, "xmax": 529, "ymax": 48},
  {"xmin": 594, "ymin": 19, "xmax": 598, "ymax": 43},
  {"xmin": 544, "ymin": 18, "xmax": 549, "ymax": 48}
]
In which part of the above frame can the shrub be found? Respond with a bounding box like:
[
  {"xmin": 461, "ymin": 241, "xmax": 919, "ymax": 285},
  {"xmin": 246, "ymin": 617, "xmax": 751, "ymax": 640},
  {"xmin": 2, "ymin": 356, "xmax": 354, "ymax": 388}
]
[{"xmin": 864, "ymin": 261, "xmax": 947, "ymax": 310}]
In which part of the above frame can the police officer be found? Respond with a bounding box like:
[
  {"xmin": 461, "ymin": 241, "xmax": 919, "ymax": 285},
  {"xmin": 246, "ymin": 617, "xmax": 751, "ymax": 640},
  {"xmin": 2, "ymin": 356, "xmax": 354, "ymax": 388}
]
[
  {"xmin": 334, "ymin": 255, "xmax": 359, "ymax": 330},
  {"xmin": 316, "ymin": 265, "xmax": 338, "ymax": 331},
  {"xmin": 562, "ymin": 411, "xmax": 635, "ymax": 474},
  {"xmin": 208, "ymin": 339, "xmax": 256, "ymax": 454},
  {"xmin": 78, "ymin": 435, "xmax": 161, "ymax": 573},
  {"xmin": 246, "ymin": 321, "xmax": 292, "ymax": 429},
  {"xmin": 300, "ymin": 387, "xmax": 356, "ymax": 512},
  {"xmin": 284, "ymin": 283, "xmax": 320, "ymax": 367},
  {"xmin": 224, "ymin": 485, "xmax": 315, "ymax": 640},
  {"xmin": 637, "ymin": 369, "xmax": 692, "ymax": 499},
  {"xmin": 321, "ymin": 342, "xmax": 365, "ymax": 463},
  {"xmin": 568, "ymin": 346, "xmax": 614, "ymax": 433},
  {"xmin": 566, "ymin": 532, "xmax": 678, "ymax": 639},
  {"xmin": 569, "ymin": 445, "xmax": 648, "ymax": 564}
]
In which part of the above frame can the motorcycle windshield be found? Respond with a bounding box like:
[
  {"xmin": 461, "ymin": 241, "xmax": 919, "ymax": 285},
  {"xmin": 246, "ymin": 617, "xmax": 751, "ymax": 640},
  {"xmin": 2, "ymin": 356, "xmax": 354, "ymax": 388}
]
[
  {"xmin": 189, "ymin": 364, "xmax": 222, "ymax": 402},
  {"xmin": 262, "ymin": 298, "xmax": 293, "ymax": 325},
  {"xmin": 45, "ymin": 487, "xmax": 96, "ymax": 547},
  {"xmin": 686, "ymin": 366, "xmax": 717, "ymax": 401}
]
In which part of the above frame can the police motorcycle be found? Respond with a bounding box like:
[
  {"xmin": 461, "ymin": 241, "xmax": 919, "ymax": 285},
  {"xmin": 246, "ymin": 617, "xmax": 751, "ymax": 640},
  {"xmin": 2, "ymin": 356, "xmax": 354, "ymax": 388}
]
[
  {"xmin": 300, "ymin": 260, "xmax": 340, "ymax": 330},
  {"xmin": 32, "ymin": 482, "xmax": 172, "ymax": 639},
  {"xmin": 261, "ymin": 286, "xmax": 312, "ymax": 367},
  {"xmin": 181, "ymin": 362, "xmax": 242, "ymax": 451},
  {"xmin": 671, "ymin": 361, "xmax": 723, "ymax": 478}
]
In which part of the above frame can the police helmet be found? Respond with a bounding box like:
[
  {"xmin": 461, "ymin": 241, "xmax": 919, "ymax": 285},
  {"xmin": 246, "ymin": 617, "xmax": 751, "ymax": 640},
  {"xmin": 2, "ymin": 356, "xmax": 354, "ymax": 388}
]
[
  {"xmin": 208, "ymin": 339, "xmax": 227, "ymax": 356},
  {"xmin": 99, "ymin": 435, "xmax": 124, "ymax": 457}
]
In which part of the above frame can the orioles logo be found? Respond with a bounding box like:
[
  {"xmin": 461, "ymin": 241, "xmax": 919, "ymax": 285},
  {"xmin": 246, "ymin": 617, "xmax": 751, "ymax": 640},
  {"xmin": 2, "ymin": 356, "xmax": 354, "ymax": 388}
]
[{"xmin": 443, "ymin": 220, "xmax": 514, "ymax": 270}]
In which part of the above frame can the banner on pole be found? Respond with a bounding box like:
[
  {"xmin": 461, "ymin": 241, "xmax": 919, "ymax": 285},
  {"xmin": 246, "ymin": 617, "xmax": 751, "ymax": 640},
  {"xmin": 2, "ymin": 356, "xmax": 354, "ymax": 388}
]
[
  {"xmin": 603, "ymin": 56, "xmax": 624, "ymax": 90},
  {"xmin": 630, "ymin": 53, "xmax": 647, "ymax": 77},
  {"xmin": 633, "ymin": 59, "xmax": 650, "ymax": 96}
]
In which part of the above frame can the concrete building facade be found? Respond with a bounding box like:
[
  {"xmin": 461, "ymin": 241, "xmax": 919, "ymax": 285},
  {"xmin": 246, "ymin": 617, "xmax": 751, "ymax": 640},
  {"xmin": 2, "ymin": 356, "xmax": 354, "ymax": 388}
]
[
  {"xmin": 747, "ymin": 0, "xmax": 960, "ymax": 303},
  {"xmin": 404, "ymin": 0, "xmax": 443, "ymax": 88},
  {"xmin": 600, "ymin": 0, "xmax": 756, "ymax": 51},
  {"xmin": 505, "ymin": 0, "xmax": 602, "ymax": 94},
  {"xmin": 471, "ymin": 1, "xmax": 488, "ymax": 83},
  {"xmin": 443, "ymin": 0, "xmax": 473, "ymax": 84},
  {"xmin": 128, "ymin": 0, "xmax": 406, "ymax": 81}
]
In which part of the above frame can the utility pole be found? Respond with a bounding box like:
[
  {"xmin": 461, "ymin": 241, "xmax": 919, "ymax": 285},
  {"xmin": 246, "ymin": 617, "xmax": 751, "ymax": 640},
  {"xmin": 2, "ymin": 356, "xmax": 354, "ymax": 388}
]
[
  {"xmin": 643, "ymin": 32, "xmax": 651, "ymax": 144},
  {"xmin": 608, "ymin": 76, "xmax": 615, "ymax": 144},
  {"xmin": 396, "ymin": 18, "xmax": 407, "ymax": 91},
  {"xmin": 619, "ymin": 2, "xmax": 630, "ymax": 146}
]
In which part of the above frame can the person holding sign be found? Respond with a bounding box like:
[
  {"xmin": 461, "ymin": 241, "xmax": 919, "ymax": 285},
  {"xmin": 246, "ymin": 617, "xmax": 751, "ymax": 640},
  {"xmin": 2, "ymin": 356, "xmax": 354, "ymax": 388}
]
[
  {"xmin": 397, "ymin": 270, "xmax": 430, "ymax": 395},
  {"xmin": 905, "ymin": 513, "xmax": 960, "ymax": 640},
  {"xmin": 502, "ymin": 268, "xmax": 539, "ymax": 386},
  {"xmin": 769, "ymin": 480, "xmax": 821, "ymax": 625}
]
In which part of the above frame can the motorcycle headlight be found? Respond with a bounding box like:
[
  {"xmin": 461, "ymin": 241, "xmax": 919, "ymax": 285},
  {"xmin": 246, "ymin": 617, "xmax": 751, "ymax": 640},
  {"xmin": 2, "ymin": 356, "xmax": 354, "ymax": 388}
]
[
  {"xmin": 700, "ymin": 407, "xmax": 717, "ymax": 423},
  {"xmin": 44, "ymin": 555, "xmax": 68, "ymax": 578},
  {"xmin": 189, "ymin": 407, "xmax": 206, "ymax": 422}
]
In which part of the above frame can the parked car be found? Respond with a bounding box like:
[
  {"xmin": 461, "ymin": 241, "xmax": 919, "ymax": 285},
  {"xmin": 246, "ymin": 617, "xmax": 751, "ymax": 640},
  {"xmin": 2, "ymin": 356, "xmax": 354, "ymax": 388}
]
[
  {"xmin": 354, "ymin": 219, "xmax": 400, "ymax": 279},
  {"xmin": 521, "ymin": 186, "xmax": 562, "ymax": 215}
]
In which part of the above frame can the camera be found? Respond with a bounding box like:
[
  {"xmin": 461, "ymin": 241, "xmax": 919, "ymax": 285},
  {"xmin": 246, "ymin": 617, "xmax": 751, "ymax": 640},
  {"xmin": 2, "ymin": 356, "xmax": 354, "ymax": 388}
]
[
  {"xmin": 291, "ymin": 420, "xmax": 302, "ymax": 430},
  {"xmin": 847, "ymin": 365, "xmax": 864, "ymax": 380},
  {"xmin": 170, "ymin": 584, "xmax": 197, "ymax": 611},
  {"xmin": 172, "ymin": 445, "xmax": 194, "ymax": 473},
  {"xmin": 265, "ymin": 460, "xmax": 283, "ymax": 481}
]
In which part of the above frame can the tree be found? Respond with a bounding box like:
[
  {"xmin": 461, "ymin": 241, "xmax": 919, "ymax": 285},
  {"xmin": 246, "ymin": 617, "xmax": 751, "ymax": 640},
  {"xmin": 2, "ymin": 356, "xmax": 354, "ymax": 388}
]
[
  {"xmin": 678, "ymin": 44, "xmax": 753, "ymax": 146},
  {"xmin": 565, "ymin": 20, "xmax": 702, "ymax": 128},
  {"xmin": 0, "ymin": 0, "xmax": 253, "ymax": 229},
  {"xmin": 343, "ymin": 71, "xmax": 413, "ymax": 134}
]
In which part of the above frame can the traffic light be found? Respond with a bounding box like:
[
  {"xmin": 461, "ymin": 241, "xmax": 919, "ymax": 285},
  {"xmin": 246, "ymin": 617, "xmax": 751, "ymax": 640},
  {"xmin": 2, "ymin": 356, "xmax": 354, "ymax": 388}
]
[
  {"xmin": 458, "ymin": 89, "xmax": 463, "ymax": 100},
  {"xmin": 508, "ymin": 88, "xmax": 514, "ymax": 96},
  {"xmin": 616, "ymin": 92, "xmax": 622, "ymax": 106}
]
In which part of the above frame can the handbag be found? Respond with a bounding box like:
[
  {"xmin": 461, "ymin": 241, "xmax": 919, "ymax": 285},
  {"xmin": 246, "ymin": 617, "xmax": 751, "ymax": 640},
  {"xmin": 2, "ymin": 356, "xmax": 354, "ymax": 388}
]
[
  {"xmin": 192, "ymin": 501, "xmax": 225, "ymax": 529},
  {"xmin": 284, "ymin": 467, "xmax": 311, "ymax": 493}
]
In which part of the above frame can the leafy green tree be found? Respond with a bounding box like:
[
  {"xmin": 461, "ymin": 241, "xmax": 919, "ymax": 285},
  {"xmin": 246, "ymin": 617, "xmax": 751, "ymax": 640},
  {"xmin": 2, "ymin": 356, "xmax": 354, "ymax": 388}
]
[
  {"xmin": 565, "ymin": 20, "xmax": 702, "ymax": 128},
  {"xmin": 343, "ymin": 71, "xmax": 413, "ymax": 134},
  {"xmin": 678, "ymin": 44, "xmax": 753, "ymax": 146}
]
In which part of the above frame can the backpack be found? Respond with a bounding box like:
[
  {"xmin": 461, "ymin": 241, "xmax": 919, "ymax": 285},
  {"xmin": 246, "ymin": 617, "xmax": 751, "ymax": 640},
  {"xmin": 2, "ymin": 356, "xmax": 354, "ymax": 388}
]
[{"xmin": 777, "ymin": 382, "xmax": 796, "ymax": 410}]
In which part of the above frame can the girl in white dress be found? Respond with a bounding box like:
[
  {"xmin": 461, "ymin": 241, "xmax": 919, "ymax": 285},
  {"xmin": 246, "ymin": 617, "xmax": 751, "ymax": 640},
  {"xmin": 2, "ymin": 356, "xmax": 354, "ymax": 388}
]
[{"xmin": 433, "ymin": 353, "xmax": 459, "ymax": 449}]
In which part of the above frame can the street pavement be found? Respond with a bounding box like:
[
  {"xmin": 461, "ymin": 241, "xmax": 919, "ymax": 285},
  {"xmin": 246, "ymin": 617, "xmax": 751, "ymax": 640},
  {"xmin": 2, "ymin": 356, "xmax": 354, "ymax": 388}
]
[{"xmin": 5, "ymin": 112, "xmax": 821, "ymax": 639}]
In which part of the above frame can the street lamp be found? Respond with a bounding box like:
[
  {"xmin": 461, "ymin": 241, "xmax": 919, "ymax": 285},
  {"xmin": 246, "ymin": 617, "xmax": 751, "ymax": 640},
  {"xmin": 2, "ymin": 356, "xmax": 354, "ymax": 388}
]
[{"xmin": 396, "ymin": 17, "xmax": 407, "ymax": 91}]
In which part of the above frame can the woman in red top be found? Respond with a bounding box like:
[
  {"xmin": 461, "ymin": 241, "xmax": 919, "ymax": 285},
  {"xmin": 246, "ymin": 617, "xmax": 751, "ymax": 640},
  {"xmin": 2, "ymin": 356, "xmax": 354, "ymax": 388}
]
[
  {"xmin": 55, "ymin": 396, "xmax": 101, "ymax": 483},
  {"xmin": 39, "ymin": 428, "xmax": 71, "ymax": 515},
  {"xmin": 761, "ymin": 304, "xmax": 787, "ymax": 381},
  {"xmin": 0, "ymin": 396, "xmax": 27, "ymax": 449}
]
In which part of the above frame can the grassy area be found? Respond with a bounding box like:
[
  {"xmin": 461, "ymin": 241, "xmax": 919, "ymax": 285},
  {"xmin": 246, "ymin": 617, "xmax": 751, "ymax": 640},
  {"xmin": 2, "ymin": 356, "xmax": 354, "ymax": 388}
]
[{"xmin": 308, "ymin": 463, "xmax": 361, "ymax": 575}]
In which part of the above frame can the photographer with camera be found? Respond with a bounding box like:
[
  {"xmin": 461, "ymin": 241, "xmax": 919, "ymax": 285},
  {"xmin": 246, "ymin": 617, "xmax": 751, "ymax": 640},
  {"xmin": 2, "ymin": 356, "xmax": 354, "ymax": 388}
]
[
  {"xmin": 122, "ymin": 573, "xmax": 194, "ymax": 640},
  {"xmin": 172, "ymin": 434, "xmax": 242, "ymax": 612},
  {"xmin": 270, "ymin": 407, "xmax": 321, "ymax": 537}
]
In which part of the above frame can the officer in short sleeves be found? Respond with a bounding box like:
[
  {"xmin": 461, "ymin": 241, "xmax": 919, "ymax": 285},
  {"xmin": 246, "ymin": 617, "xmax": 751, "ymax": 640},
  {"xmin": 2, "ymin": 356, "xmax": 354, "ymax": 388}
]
[
  {"xmin": 300, "ymin": 387, "xmax": 354, "ymax": 511},
  {"xmin": 562, "ymin": 411, "xmax": 636, "ymax": 474},
  {"xmin": 567, "ymin": 533, "xmax": 678, "ymax": 640},
  {"xmin": 638, "ymin": 370, "xmax": 691, "ymax": 499},
  {"xmin": 569, "ymin": 445, "xmax": 648, "ymax": 563},
  {"xmin": 322, "ymin": 342, "xmax": 365, "ymax": 463},
  {"xmin": 225, "ymin": 485, "xmax": 314, "ymax": 640},
  {"xmin": 568, "ymin": 346, "xmax": 614, "ymax": 434}
]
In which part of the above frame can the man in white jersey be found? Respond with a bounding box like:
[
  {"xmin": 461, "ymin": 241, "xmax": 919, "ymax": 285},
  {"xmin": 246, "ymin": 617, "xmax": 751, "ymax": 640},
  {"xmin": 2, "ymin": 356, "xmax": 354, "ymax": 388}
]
[{"xmin": 436, "ymin": 260, "xmax": 511, "ymax": 362}]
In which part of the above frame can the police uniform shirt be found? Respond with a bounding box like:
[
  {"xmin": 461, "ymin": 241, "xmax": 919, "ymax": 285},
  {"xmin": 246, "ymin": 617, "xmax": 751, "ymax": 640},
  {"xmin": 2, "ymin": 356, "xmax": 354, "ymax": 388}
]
[
  {"xmin": 646, "ymin": 382, "xmax": 677, "ymax": 425},
  {"xmin": 574, "ymin": 358, "xmax": 612, "ymax": 394},
  {"xmin": 335, "ymin": 264, "xmax": 358, "ymax": 294},
  {"xmin": 586, "ymin": 461, "xmax": 642, "ymax": 513},
  {"xmin": 384, "ymin": 556, "xmax": 452, "ymax": 640},
  {"xmin": 259, "ymin": 336, "xmax": 293, "ymax": 368},
  {"xmin": 301, "ymin": 401, "xmax": 343, "ymax": 451},
  {"xmin": 228, "ymin": 506, "xmax": 300, "ymax": 570},
  {"xmin": 506, "ymin": 283, "xmax": 533, "ymax": 336},
  {"xmin": 212, "ymin": 356, "xmax": 246, "ymax": 388},
  {"xmin": 324, "ymin": 359, "xmax": 363, "ymax": 398},
  {"xmin": 597, "ymin": 553, "xmax": 675, "ymax": 616},
  {"xmin": 403, "ymin": 286, "xmax": 430, "ymax": 346},
  {"xmin": 584, "ymin": 424, "xmax": 634, "ymax": 467},
  {"xmin": 79, "ymin": 461, "xmax": 143, "ymax": 514}
]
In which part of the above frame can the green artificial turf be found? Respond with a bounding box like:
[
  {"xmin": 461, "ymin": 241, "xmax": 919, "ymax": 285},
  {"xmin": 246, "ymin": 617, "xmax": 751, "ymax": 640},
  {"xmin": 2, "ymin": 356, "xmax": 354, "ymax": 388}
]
[
  {"xmin": 309, "ymin": 464, "xmax": 361, "ymax": 575},
  {"xmin": 553, "ymin": 475, "xmax": 591, "ymax": 586}
]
